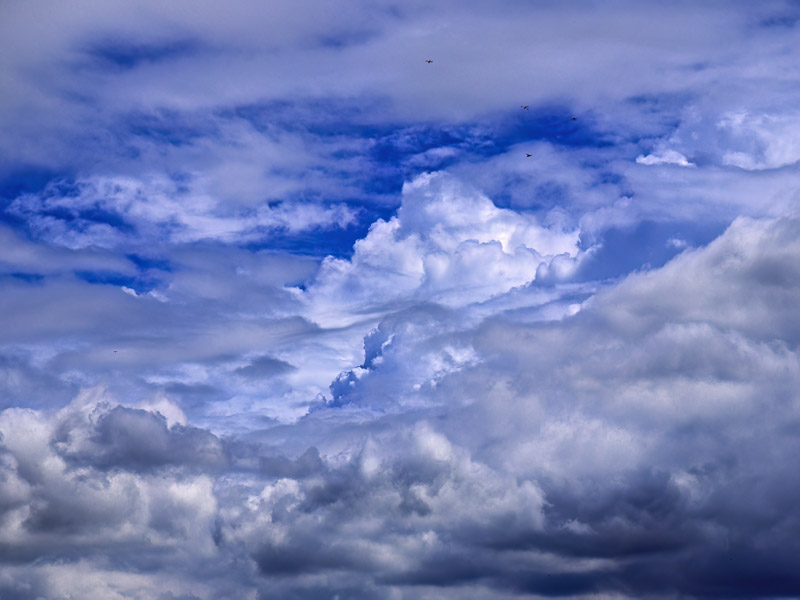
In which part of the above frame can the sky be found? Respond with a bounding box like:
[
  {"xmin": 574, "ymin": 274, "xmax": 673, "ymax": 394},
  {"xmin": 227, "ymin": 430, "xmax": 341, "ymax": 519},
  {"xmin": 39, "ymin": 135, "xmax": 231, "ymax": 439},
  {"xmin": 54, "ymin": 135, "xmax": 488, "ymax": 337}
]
[{"xmin": 1, "ymin": 1, "xmax": 800, "ymax": 598}]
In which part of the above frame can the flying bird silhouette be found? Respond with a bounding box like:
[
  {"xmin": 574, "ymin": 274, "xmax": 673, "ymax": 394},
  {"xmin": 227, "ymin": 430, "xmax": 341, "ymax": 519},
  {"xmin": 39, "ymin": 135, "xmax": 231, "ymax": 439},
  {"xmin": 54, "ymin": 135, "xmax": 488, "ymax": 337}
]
[
  {"xmin": 525, "ymin": 153, "xmax": 533, "ymax": 157},
  {"xmin": 521, "ymin": 105, "xmax": 529, "ymax": 110},
  {"xmin": 425, "ymin": 59, "xmax": 433, "ymax": 63},
  {"xmin": 571, "ymin": 117, "xmax": 577, "ymax": 120}
]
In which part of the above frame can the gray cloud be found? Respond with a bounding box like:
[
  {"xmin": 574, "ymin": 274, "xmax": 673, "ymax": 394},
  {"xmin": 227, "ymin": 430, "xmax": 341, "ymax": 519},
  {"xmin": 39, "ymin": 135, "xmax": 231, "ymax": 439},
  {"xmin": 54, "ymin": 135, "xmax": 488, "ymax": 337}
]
[
  {"xmin": 57, "ymin": 405, "xmax": 228, "ymax": 472},
  {"xmin": 4, "ymin": 174, "xmax": 800, "ymax": 599}
]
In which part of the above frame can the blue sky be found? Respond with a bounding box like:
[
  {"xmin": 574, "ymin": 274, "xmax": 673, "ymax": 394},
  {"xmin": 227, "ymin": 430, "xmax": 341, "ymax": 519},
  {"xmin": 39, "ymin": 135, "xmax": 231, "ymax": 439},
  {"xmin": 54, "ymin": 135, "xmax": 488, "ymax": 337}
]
[{"xmin": 2, "ymin": 1, "xmax": 800, "ymax": 598}]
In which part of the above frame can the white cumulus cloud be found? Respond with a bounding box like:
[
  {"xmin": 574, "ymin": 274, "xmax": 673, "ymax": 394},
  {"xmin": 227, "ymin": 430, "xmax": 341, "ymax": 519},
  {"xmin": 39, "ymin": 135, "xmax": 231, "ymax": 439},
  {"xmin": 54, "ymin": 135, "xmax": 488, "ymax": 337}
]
[{"xmin": 307, "ymin": 172, "xmax": 582, "ymax": 326}]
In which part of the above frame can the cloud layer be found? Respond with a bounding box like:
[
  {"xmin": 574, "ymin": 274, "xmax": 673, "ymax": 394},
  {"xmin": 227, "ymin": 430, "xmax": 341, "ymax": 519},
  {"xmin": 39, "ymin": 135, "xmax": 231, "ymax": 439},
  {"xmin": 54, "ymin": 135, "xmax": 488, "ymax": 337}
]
[{"xmin": 3, "ymin": 215, "xmax": 800, "ymax": 598}]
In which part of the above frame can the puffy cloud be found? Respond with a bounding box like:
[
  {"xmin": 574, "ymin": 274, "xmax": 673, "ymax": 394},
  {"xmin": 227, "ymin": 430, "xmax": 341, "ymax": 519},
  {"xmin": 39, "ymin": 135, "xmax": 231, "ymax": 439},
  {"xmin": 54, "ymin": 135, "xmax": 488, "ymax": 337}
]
[
  {"xmin": 308, "ymin": 172, "xmax": 582, "ymax": 326},
  {"xmin": 635, "ymin": 149, "xmax": 693, "ymax": 166},
  {"xmin": 635, "ymin": 108, "xmax": 800, "ymax": 172},
  {"xmin": 220, "ymin": 422, "xmax": 546, "ymax": 592},
  {"xmin": 56, "ymin": 404, "xmax": 227, "ymax": 472},
  {"xmin": 0, "ymin": 386, "xmax": 549, "ymax": 598},
  {"xmin": 1, "ymin": 214, "xmax": 800, "ymax": 597},
  {"xmin": 300, "ymin": 215, "xmax": 800, "ymax": 595},
  {"xmin": 0, "ymin": 394, "xmax": 216, "ymax": 552},
  {"xmin": 594, "ymin": 216, "xmax": 800, "ymax": 341}
]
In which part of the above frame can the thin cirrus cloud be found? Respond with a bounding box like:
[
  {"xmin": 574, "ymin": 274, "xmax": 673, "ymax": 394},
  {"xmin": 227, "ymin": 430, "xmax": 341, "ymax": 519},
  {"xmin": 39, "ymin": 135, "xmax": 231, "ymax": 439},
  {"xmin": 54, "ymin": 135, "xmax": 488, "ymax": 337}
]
[
  {"xmin": 9, "ymin": 175, "xmax": 359, "ymax": 248},
  {"xmin": 1, "ymin": 0, "xmax": 800, "ymax": 598}
]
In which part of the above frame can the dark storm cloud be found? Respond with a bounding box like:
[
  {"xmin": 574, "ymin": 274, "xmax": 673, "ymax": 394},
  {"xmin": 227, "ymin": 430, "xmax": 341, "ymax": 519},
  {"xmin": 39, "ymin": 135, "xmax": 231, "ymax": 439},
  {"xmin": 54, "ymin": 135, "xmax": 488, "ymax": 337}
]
[
  {"xmin": 56, "ymin": 405, "xmax": 228, "ymax": 472},
  {"xmin": 233, "ymin": 216, "xmax": 800, "ymax": 598}
]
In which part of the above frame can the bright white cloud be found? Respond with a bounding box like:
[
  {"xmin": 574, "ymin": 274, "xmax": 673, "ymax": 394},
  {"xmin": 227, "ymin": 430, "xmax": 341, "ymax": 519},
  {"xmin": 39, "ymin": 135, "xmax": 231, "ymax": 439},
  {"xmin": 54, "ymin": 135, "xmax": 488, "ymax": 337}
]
[
  {"xmin": 307, "ymin": 172, "xmax": 582, "ymax": 326},
  {"xmin": 9, "ymin": 175, "xmax": 358, "ymax": 249},
  {"xmin": 636, "ymin": 149, "xmax": 693, "ymax": 166}
]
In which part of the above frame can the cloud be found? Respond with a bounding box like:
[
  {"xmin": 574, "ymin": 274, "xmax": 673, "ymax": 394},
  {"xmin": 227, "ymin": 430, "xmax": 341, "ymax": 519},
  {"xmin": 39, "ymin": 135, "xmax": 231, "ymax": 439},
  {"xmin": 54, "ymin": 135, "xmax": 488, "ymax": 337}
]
[
  {"xmin": 307, "ymin": 172, "xmax": 582, "ymax": 326},
  {"xmin": 6, "ymin": 211, "xmax": 800, "ymax": 600},
  {"xmin": 634, "ymin": 108, "xmax": 800, "ymax": 172},
  {"xmin": 3, "ymin": 213, "xmax": 795, "ymax": 597},
  {"xmin": 9, "ymin": 175, "xmax": 358, "ymax": 249},
  {"xmin": 296, "ymin": 215, "xmax": 800, "ymax": 595},
  {"xmin": 0, "ymin": 391, "xmax": 216, "ymax": 549},
  {"xmin": 0, "ymin": 224, "xmax": 136, "ymax": 276},
  {"xmin": 636, "ymin": 149, "xmax": 693, "ymax": 166},
  {"xmin": 234, "ymin": 355, "xmax": 296, "ymax": 380}
]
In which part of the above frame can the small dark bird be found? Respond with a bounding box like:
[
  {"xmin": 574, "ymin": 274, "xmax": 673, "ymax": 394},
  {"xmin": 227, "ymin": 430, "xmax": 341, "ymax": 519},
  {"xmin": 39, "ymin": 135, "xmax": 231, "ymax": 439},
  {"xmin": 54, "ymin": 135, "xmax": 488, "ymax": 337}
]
[
  {"xmin": 571, "ymin": 117, "xmax": 577, "ymax": 120},
  {"xmin": 525, "ymin": 153, "xmax": 532, "ymax": 157},
  {"xmin": 113, "ymin": 350, "xmax": 118, "ymax": 353},
  {"xmin": 425, "ymin": 59, "xmax": 433, "ymax": 63},
  {"xmin": 521, "ymin": 105, "xmax": 529, "ymax": 110}
]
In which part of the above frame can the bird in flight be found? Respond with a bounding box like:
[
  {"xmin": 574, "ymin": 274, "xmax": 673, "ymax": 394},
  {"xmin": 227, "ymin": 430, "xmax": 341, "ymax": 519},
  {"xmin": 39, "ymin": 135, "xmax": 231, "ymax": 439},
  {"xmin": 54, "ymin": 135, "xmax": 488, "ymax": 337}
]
[
  {"xmin": 521, "ymin": 105, "xmax": 529, "ymax": 110},
  {"xmin": 571, "ymin": 117, "xmax": 577, "ymax": 120},
  {"xmin": 425, "ymin": 59, "xmax": 433, "ymax": 63},
  {"xmin": 525, "ymin": 153, "xmax": 532, "ymax": 157}
]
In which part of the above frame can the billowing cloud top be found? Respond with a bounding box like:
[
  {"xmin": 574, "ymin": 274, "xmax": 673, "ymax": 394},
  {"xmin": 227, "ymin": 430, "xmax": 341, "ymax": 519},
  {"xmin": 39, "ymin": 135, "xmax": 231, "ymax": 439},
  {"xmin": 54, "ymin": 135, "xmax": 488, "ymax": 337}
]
[
  {"xmin": 308, "ymin": 172, "xmax": 581, "ymax": 325},
  {"xmin": 2, "ymin": 1, "xmax": 800, "ymax": 598}
]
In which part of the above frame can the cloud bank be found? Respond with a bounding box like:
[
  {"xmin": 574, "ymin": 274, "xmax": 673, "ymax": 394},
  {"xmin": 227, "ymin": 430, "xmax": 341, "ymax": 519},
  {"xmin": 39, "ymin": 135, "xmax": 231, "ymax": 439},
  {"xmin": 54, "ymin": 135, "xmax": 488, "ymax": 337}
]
[{"xmin": 3, "ymin": 215, "xmax": 800, "ymax": 598}]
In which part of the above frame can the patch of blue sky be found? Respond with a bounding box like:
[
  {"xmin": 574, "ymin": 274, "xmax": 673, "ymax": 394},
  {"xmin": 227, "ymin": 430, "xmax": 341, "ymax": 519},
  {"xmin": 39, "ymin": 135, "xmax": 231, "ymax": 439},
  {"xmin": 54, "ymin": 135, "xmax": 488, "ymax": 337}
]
[
  {"xmin": 243, "ymin": 212, "xmax": 373, "ymax": 259},
  {"xmin": 81, "ymin": 38, "xmax": 204, "ymax": 71},
  {"xmin": 0, "ymin": 174, "xmax": 119, "ymax": 236},
  {"xmin": 757, "ymin": 10, "xmax": 800, "ymax": 29},
  {"xmin": 358, "ymin": 125, "xmax": 475, "ymax": 192},
  {"xmin": 0, "ymin": 168, "xmax": 67, "ymax": 204},
  {"xmin": 73, "ymin": 269, "xmax": 156, "ymax": 295},
  {"xmin": 125, "ymin": 254, "xmax": 173, "ymax": 273},
  {"xmin": 371, "ymin": 125, "xmax": 470, "ymax": 158},
  {"xmin": 487, "ymin": 108, "xmax": 611, "ymax": 151},
  {"xmin": 487, "ymin": 180, "xmax": 573, "ymax": 213},
  {"xmin": 124, "ymin": 97, "xmax": 629, "ymax": 214},
  {"xmin": 573, "ymin": 219, "xmax": 729, "ymax": 282},
  {"xmin": 1, "ymin": 272, "xmax": 45, "ymax": 284},
  {"xmin": 220, "ymin": 101, "xmax": 470, "ymax": 199},
  {"xmin": 124, "ymin": 109, "xmax": 222, "ymax": 148},
  {"xmin": 365, "ymin": 114, "xmax": 588, "ymax": 175},
  {"xmin": 226, "ymin": 97, "xmax": 610, "ymax": 157},
  {"xmin": 227, "ymin": 105, "xmax": 644, "ymax": 258}
]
